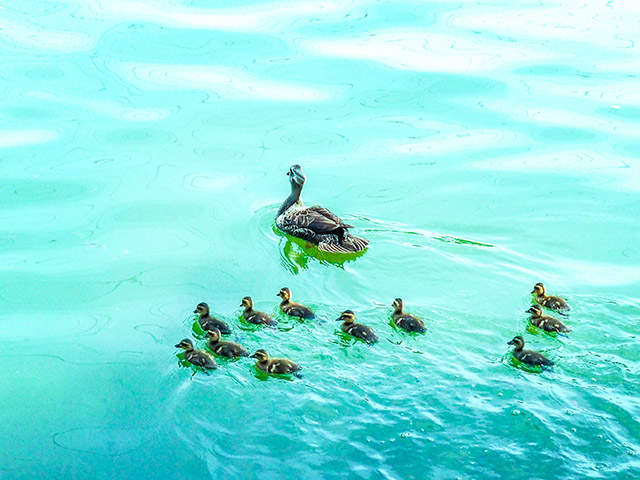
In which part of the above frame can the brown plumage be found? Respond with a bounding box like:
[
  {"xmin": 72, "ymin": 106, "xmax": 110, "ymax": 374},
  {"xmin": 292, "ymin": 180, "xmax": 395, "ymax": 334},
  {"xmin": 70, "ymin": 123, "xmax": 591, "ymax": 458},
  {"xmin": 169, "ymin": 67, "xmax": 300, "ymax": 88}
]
[
  {"xmin": 175, "ymin": 339, "xmax": 217, "ymax": 370},
  {"xmin": 241, "ymin": 297, "xmax": 277, "ymax": 326},
  {"xmin": 337, "ymin": 310, "xmax": 378, "ymax": 344},
  {"xmin": 205, "ymin": 329, "xmax": 249, "ymax": 358},
  {"xmin": 526, "ymin": 305, "xmax": 570, "ymax": 333},
  {"xmin": 194, "ymin": 302, "xmax": 231, "ymax": 334},
  {"xmin": 277, "ymin": 287, "xmax": 314, "ymax": 320},
  {"xmin": 507, "ymin": 336, "xmax": 554, "ymax": 368},
  {"xmin": 392, "ymin": 298, "xmax": 426, "ymax": 333},
  {"xmin": 532, "ymin": 283, "xmax": 570, "ymax": 313},
  {"xmin": 251, "ymin": 349, "xmax": 301, "ymax": 375},
  {"xmin": 275, "ymin": 164, "xmax": 369, "ymax": 254}
]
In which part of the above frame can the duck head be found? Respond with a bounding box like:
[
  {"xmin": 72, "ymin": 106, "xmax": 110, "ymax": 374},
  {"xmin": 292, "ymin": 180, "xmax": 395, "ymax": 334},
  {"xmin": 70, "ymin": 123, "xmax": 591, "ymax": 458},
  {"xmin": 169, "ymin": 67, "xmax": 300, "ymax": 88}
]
[
  {"xmin": 277, "ymin": 287, "xmax": 291, "ymax": 301},
  {"xmin": 526, "ymin": 305, "xmax": 543, "ymax": 317},
  {"xmin": 392, "ymin": 298, "xmax": 404, "ymax": 313},
  {"xmin": 251, "ymin": 349, "xmax": 269, "ymax": 361},
  {"xmin": 241, "ymin": 296, "xmax": 253, "ymax": 309},
  {"xmin": 336, "ymin": 310, "xmax": 356, "ymax": 324},
  {"xmin": 532, "ymin": 283, "xmax": 546, "ymax": 295},
  {"xmin": 287, "ymin": 165, "xmax": 306, "ymax": 187},
  {"xmin": 507, "ymin": 336, "xmax": 525, "ymax": 350},
  {"xmin": 175, "ymin": 339, "xmax": 194, "ymax": 351},
  {"xmin": 205, "ymin": 328, "xmax": 221, "ymax": 342},
  {"xmin": 194, "ymin": 302, "xmax": 209, "ymax": 315}
]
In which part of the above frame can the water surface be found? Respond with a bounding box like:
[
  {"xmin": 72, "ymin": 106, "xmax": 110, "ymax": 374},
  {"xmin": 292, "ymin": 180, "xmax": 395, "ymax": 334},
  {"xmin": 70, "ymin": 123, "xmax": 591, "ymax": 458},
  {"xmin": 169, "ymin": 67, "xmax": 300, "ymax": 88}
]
[{"xmin": 1, "ymin": 1, "xmax": 639, "ymax": 479}]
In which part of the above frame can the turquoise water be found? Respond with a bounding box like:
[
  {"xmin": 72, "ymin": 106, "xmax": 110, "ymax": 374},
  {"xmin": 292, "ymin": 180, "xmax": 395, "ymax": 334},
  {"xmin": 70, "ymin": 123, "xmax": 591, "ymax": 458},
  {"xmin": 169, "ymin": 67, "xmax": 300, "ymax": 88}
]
[{"xmin": 1, "ymin": 0, "xmax": 639, "ymax": 478}]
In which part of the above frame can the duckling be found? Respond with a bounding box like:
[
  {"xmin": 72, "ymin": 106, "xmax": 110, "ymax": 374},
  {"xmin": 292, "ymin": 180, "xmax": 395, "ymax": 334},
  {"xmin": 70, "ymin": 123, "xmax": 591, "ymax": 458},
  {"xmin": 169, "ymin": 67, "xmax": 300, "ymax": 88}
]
[
  {"xmin": 205, "ymin": 328, "xmax": 249, "ymax": 358},
  {"xmin": 392, "ymin": 298, "xmax": 426, "ymax": 333},
  {"xmin": 276, "ymin": 164, "xmax": 369, "ymax": 254},
  {"xmin": 241, "ymin": 297, "xmax": 277, "ymax": 326},
  {"xmin": 251, "ymin": 349, "xmax": 302, "ymax": 376},
  {"xmin": 526, "ymin": 305, "xmax": 571, "ymax": 333},
  {"xmin": 175, "ymin": 339, "xmax": 217, "ymax": 370},
  {"xmin": 532, "ymin": 283, "xmax": 570, "ymax": 313},
  {"xmin": 277, "ymin": 287, "xmax": 314, "ymax": 320},
  {"xmin": 336, "ymin": 310, "xmax": 378, "ymax": 344},
  {"xmin": 507, "ymin": 336, "xmax": 554, "ymax": 368},
  {"xmin": 194, "ymin": 302, "xmax": 231, "ymax": 334}
]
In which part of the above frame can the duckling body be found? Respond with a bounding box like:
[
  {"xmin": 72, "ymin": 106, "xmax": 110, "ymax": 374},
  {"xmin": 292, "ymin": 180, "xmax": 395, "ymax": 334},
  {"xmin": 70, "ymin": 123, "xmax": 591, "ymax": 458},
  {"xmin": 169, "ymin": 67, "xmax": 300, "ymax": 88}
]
[
  {"xmin": 251, "ymin": 349, "xmax": 301, "ymax": 375},
  {"xmin": 175, "ymin": 339, "xmax": 217, "ymax": 370},
  {"xmin": 277, "ymin": 287, "xmax": 314, "ymax": 320},
  {"xmin": 392, "ymin": 298, "xmax": 426, "ymax": 333},
  {"xmin": 194, "ymin": 302, "xmax": 231, "ymax": 334},
  {"xmin": 526, "ymin": 305, "xmax": 570, "ymax": 333},
  {"xmin": 337, "ymin": 310, "xmax": 378, "ymax": 344},
  {"xmin": 241, "ymin": 297, "xmax": 277, "ymax": 326},
  {"xmin": 508, "ymin": 336, "xmax": 554, "ymax": 368},
  {"xmin": 532, "ymin": 283, "xmax": 570, "ymax": 312},
  {"xmin": 276, "ymin": 165, "xmax": 369, "ymax": 254},
  {"xmin": 205, "ymin": 329, "xmax": 249, "ymax": 358}
]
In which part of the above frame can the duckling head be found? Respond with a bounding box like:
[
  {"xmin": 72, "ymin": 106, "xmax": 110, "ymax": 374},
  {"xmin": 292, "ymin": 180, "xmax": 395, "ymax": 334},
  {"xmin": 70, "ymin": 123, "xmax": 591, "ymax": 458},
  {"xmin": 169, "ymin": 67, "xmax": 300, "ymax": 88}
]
[
  {"xmin": 532, "ymin": 283, "xmax": 546, "ymax": 295},
  {"xmin": 241, "ymin": 296, "xmax": 253, "ymax": 309},
  {"xmin": 392, "ymin": 298, "xmax": 404, "ymax": 313},
  {"xmin": 287, "ymin": 164, "xmax": 306, "ymax": 187},
  {"xmin": 507, "ymin": 336, "xmax": 525, "ymax": 349},
  {"xmin": 175, "ymin": 339, "xmax": 194, "ymax": 351},
  {"xmin": 336, "ymin": 310, "xmax": 356, "ymax": 324},
  {"xmin": 277, "ymin": 287, "xmax": 291, "ymax": 301},
  {"xmin": 251, "ymin": 349, "xmax": 269, "ymax": 361},
  {"xmin": 526, "ymin": 305, "xmax": 543, "ymax": 317},
  {"xmin": 205, "ymin": 328, "xmax": 221, "ymax": 342},
  {"xmin": 194, "ymin": 302, "xmax": 209, "ymax": 315}
]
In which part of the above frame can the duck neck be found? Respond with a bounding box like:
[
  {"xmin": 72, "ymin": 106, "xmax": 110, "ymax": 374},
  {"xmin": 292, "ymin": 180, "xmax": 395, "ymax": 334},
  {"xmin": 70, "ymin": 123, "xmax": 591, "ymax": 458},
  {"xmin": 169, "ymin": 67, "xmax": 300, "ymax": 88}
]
[{"xmin": 277, "ymin": 182, "xmax": 303, "ymax": 216}]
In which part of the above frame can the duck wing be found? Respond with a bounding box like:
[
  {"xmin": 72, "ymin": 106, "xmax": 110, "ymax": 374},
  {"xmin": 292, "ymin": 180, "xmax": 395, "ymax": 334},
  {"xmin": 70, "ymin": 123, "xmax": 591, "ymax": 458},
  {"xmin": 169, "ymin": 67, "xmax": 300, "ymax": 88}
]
[{"xmin": 292, "ymin": 205, "xmax": 351, "ymax": 233}]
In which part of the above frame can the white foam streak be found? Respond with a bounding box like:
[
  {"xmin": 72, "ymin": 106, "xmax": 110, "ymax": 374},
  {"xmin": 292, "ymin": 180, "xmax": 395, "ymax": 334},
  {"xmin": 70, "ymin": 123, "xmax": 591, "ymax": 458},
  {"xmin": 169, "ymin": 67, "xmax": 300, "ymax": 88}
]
[
  {"xmin": 0, "ymin": 130, "xmax": 58, "ymax": 148},
  {"xmin": 115, "ymin": 63, "xmax": 333, "ymax": 101},
  {"xmin": 83, "ymin": 0, "xmax": 348, "ymax": 31},
  {"xmin": 303, "ymin": 31, "xmax": 561, "ymax": 73}
]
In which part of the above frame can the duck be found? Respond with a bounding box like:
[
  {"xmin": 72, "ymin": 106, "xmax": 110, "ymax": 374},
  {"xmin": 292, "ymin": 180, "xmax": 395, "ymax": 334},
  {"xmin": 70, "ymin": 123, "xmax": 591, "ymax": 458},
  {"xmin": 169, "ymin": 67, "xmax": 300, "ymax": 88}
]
[
  {"xmin": 526, "ymin": 305, "xmax": 571, "ymax": 333},
  {"xmin": 241, "ymin": 297, "xmax": 277, "ymax": 326},
  {"xmin": 251, "ymin": 349, "xmax": 302, "ymax": 376},
  {"xmin": 194, "ymin": 302, "xmax": 231, "ymax": 334},
  {"xmin": 391, "ymin": 298, "xmax": 426, "ymax": 333},
  {"xmin": 507, "ymin": 336, "xmax": 554, "ymax": 368},
  {"xmin": 336, "ymin": 310, "xmax": 378, "ymax": 344},
  {"xmin": 532, "ymin": 283, "xmax": 570, "ymax": 313},
  {"xmin": 276, "ymin": 164, "xmax": 369, "ymax": 254},
  {"xmin": 277, "ymin": 287, "xmax": 314, "ymax": 320},
  {"xmin": 205, "ymin": 328, "xmax": 249, "ymax": 358},
  {"xmin": 175, "ymin": 339, "xmax": 217, "ymax": 370}
]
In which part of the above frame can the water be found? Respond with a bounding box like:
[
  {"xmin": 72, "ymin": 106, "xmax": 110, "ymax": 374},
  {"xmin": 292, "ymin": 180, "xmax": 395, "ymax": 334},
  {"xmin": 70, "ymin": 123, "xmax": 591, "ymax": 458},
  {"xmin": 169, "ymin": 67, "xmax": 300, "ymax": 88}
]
[{"xmin": 1, "ymin": 0, "xmax": 639, "ymax": 478}]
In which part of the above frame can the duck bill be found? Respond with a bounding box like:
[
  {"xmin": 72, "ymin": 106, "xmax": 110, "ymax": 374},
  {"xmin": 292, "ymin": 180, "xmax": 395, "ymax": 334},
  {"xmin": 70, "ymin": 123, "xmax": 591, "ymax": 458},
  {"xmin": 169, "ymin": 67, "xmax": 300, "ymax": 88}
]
[
  {"xmin": 174, "ymin": 344, "xmax": 182, "ymax": 348},
  {"xmin": 525, "ymin": 308, "xmax": 533, "ymax": 313},
  {"xmin": 334, "ymin": 317, "xmax": 343, "ymax": 322},
  {"xmin": 507, "ymin": 340, "xmax": 515, "ymax": 346},
  {"xmin": 193, "ymin": 309, "xmax": 198, "ymax": 314}
]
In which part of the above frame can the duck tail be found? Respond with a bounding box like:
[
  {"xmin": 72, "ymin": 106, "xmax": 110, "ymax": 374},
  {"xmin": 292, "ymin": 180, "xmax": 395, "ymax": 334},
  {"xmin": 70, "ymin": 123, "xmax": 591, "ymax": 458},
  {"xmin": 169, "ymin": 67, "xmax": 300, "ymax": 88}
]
[{"xmin": 319, "ymin": 232, "xmax": 369, "ymax": 254}]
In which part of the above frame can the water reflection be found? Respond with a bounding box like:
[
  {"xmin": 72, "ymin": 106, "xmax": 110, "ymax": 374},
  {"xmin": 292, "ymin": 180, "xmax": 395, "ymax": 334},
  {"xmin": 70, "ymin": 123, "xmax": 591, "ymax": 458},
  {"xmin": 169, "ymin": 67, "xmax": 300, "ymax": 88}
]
[{"xmin": 274, "ymin": 227, "xmax": 366, "ymax": 274}]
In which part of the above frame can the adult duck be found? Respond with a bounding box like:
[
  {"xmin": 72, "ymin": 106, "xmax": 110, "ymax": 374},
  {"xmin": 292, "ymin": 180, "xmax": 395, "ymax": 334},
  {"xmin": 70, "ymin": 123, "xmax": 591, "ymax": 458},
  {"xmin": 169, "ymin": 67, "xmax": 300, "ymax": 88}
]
[{"xmin": 276, "ymin": 165, "xmax": 369, "ymax": 254}]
